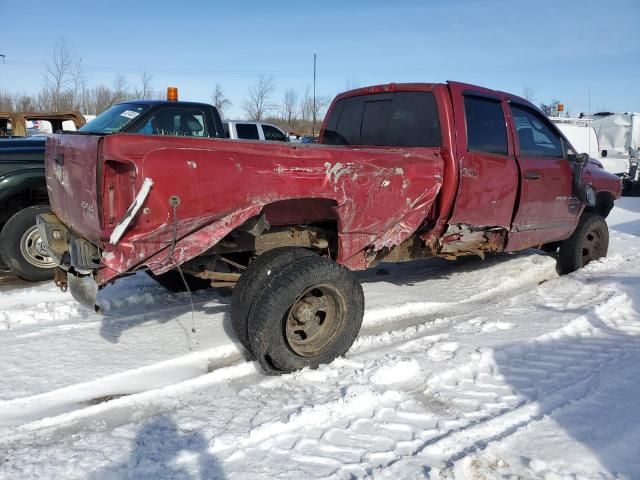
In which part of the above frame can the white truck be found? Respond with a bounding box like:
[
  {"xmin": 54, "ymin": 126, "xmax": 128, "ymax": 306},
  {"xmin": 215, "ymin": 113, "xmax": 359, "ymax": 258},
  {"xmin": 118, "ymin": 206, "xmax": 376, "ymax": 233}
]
[
  {"xmin": 551, "ymin": 116, "xmax": 632, "ymax": 183},
  {"xmin": 590, "ymin": 113, "xmax": 640, "ymax": 193}
]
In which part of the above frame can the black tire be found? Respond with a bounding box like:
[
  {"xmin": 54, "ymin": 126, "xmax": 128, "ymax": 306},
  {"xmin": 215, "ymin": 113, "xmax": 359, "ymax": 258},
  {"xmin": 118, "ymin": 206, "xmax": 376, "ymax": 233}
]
[
  {"xmin": 0, "ymin": 205, "xmax": 56, "ymax": 282},
  {"xmin": 147, "ymin": 269, "xmax": 212, "ymax": 293},
  {"xmin": 558, "ymin": 212, "xmax": 609, "ymax": 274},
  {"xmin": 231, "ymin": 247, "xmax": 316, "ymax": 351},
  {"xmin": 247, "ymin": 255, "xmax": 364, "ymax": 374}
]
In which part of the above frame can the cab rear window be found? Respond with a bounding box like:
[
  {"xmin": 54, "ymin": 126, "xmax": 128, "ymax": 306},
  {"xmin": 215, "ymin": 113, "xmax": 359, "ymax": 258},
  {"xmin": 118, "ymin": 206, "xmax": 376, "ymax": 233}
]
[{"xmin": 322, "ymin": 91, "xmax": 441, "ymax": 147}]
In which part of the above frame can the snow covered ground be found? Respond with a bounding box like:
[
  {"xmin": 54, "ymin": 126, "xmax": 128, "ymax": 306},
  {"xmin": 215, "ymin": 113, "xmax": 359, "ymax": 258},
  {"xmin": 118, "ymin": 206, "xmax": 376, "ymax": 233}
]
[{"xmin": 1, "ymin": 198, "xmax": 639, "ymax": 479}]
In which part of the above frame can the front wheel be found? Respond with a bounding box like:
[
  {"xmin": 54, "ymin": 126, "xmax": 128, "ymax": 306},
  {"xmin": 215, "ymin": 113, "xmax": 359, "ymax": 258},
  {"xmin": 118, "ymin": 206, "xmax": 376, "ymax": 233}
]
[
  {"xmin": 558, "ymin": 212, "xmax": 609, "ymax": 274},
  {"xmin": 247, "ymin": 255, "xmax": 364, "ymax": 374},
  {"xmin": 0, "ymin": 205, "xmax": 56, "ymax": 281}
]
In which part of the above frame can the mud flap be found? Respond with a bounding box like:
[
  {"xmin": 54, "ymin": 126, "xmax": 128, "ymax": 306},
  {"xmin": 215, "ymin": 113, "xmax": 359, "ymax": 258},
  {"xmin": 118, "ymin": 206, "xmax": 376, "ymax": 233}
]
[{"xmin": 68, "ymin": 273, "xmax": 100, "ymax": 312}]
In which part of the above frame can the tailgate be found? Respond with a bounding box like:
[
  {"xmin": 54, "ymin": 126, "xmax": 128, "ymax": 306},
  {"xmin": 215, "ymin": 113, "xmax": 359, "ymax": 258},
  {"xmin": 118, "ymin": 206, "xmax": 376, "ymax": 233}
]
[{"xmin": 45, "ymin": 134, "xmax": 103, "ymax": 243}]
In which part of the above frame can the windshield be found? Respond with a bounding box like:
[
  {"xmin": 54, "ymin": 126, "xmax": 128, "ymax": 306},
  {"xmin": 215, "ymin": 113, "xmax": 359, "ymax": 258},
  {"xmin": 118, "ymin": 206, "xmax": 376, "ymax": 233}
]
[{"xmin": 79, "ymin": 103, "xmax": 149, "ymax": 134}]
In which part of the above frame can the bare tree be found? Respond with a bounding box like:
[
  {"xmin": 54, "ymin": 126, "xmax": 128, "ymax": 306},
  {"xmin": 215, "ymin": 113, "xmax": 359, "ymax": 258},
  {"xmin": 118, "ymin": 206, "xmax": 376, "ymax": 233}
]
[
  {"xmin": 16, "ymin": 94, "xmax": 36, "ymax": 111},
  {"xmin": 211, "ymin": 83, "xmax": 232, "ymax": 118},
  {"xmin": 282, "ymin": 88, "xmax": 297, "ymax": 126},
  {"xmin": 523, "ymin": 86, "xmax": 535, "ymax": 102},
  {"xmin": 134, "ymin": 71, "xmax": 153, "ymax": 100},
  {"xmin": 86, "ymin": 85, "xmax": 117, "ymax": 115},
  {"xmin": 299, "ymin": 86, "xmax": 312, "ymax": 121},
  {"xmin": 70, "ymin": 54, "xmax": 87, "ymax": 112},
  {"xmin": 0, "ymin": 90, "xmax": 14, "ymax": 111},
  {"xmin": 111, "ymin": 74, "xmax": 129, "ymax": 105},
  {"xmin": 242, "ymin": 76, "xmax": 276, "ymax": 121},
  {"xmin": 43, "ymin": 37, "xmax": 76, "ymax": 111},
  {"xmin": 300, "ymin": 86, "xmax": 329, "ymax": 123}
]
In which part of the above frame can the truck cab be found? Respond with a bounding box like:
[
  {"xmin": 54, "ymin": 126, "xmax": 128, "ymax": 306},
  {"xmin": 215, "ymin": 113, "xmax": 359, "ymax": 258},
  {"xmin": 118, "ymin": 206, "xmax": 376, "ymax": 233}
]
[{"xmin": 77, "ymin": 100, "xmax": 225, "ymax": 139}]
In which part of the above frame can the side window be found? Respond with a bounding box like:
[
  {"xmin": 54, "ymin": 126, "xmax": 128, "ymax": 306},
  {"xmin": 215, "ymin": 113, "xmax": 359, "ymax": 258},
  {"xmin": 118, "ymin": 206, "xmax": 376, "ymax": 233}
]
[
  {"xmin": 134, "ymin": 108, "xmax": 207, "ymax": 137},
  {"xmin": 510, "ymin": 104, "xmax": 564, "ymax": 158},
  {"xmin": 464, "ymin": 96, "xmax": 508, "ymax": 155},
  {"xmin": 262, "ymin": 125, "xmax": 288, "ymax": 141},
  {"xmin": 323, "ymin": 92, "xmax": 441, "ymax": 147},
  {"xmin": 235, "ymin": 123, "xmax": 260, "ymax": 140}
]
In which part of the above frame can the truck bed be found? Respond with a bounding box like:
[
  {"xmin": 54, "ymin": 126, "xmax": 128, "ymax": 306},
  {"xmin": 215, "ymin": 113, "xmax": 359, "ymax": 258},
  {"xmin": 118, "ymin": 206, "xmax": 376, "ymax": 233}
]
[{"xmin": 45, "ymin": 133, "xmax": 444, "ymax": 284}]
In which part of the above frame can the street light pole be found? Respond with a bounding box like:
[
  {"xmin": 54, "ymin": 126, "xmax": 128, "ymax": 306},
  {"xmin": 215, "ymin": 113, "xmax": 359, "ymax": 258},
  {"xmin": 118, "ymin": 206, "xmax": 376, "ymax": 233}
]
[{"xmin": 312, "ymin": 53, "xmax": 316, "ymax": 137}]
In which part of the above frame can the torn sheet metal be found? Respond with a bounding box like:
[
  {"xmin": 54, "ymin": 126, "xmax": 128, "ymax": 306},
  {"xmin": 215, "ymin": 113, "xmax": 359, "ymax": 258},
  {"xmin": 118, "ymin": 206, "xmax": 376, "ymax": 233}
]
[
  {"xmin": 109, "ymin": 177, "xmax": 153, "ymax": 245},
  {"xmin": 94, "ymin": 136, "xmax": 444, "ymax": 283}
]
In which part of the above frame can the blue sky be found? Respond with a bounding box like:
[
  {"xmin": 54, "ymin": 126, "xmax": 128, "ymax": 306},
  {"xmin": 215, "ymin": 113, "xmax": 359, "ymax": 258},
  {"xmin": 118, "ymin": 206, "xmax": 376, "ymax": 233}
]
[{"xmin": 1, "ymin": 0, "xmax": 639, "ymax": 117}]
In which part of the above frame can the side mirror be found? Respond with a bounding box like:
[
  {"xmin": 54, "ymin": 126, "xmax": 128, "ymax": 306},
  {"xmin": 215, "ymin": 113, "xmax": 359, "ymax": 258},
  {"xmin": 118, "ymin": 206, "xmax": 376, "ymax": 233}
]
[
  {"xmin": 601, "ymin": 149, "xmax": 608, "ymax": 158},
  {"xmin": 572, "ymin": 153, "xmax": 590, "ymax": 202},
  {"xmin": 575, "ymin": 152, "xmax": 590, "ymax": 165}
]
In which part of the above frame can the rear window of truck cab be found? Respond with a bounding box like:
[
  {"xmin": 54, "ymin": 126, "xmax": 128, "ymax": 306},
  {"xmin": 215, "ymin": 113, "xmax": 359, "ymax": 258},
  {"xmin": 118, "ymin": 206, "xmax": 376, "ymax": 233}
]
[{"xmin": 322, "ymin": 92, "xmax": 441, "ymax": 147}]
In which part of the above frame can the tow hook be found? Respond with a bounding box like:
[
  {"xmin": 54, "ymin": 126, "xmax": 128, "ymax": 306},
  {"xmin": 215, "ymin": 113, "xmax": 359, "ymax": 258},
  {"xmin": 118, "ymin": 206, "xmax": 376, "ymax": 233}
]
[{"xmin": 54, "ymin": 268, "xmax": 68, "ymax": 292}]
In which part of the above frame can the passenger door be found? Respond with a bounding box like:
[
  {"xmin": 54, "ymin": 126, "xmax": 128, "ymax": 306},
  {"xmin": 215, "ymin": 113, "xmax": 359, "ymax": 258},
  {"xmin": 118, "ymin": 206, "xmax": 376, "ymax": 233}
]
[
  {"xmin": 506, "ymin": 101, "xmax": 580, "ymax": 250},
  {"xmin": 447, "ymin": 83, "xmax": 519, "ymax": 229}
]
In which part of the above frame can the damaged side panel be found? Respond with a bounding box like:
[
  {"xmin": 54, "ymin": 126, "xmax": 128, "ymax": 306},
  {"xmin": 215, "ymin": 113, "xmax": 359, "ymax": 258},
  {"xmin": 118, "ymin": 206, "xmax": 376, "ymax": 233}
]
[{"xmin": 96, "ymin": 136, "xmax": 444, "ymax": 283}]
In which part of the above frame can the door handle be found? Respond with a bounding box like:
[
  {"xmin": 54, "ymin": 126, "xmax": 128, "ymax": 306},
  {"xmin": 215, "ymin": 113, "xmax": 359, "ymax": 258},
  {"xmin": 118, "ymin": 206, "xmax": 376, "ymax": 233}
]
[{"xmin": 525, "ymin": 170, "xmax": 541, "ymax": 180}]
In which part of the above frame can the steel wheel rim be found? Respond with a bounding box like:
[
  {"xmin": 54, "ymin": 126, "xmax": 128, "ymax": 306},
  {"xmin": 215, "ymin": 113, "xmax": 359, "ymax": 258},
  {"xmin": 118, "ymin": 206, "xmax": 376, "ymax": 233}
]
[
  {"xmin": 19, "ymin": 225, "xmax": 55, "ymax": 269},
  {"xmin": 581, "ymin": 226, "xmax": 604, "ymax": 265},
  {"xmin": 285, "ymin": 284, "xmax": 347, "ymax": 357}
]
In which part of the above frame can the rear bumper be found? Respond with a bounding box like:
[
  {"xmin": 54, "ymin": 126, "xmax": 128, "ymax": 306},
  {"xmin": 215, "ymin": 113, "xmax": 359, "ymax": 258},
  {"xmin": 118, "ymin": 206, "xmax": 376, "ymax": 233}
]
[
  {"xmin": 36, "ymin": 213, "xmax": 102, "ymax": 272},
  {"xmin": 36, "ymin": 213, "xmax": 102, "ymax": 310}
]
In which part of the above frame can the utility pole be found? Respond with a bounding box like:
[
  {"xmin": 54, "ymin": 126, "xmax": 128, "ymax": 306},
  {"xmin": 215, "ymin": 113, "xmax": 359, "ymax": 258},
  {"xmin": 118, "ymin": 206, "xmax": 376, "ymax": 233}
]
[{"xmin": 312, "ymin": 53, "xmax": 317, "ymax": 137}]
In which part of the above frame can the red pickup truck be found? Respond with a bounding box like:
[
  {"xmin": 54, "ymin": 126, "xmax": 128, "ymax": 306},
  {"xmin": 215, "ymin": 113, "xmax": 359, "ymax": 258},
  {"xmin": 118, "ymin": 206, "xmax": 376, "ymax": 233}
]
[{"xmin": 38, "ymin": 82, "xmax": 621, "ymax": 374}]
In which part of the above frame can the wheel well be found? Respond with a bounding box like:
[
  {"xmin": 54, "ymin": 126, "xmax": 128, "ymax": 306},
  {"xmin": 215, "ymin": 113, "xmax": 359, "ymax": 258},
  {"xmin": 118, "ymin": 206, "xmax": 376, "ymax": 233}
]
[
  {"xmin": 0, "ymin": 187, "xmax": 49, "ymax": 227},
  {"xmin": 260, "ymin": 198, "xmax": 338, "ymax": 226},
  {"xmin": 585, "ymin": 191, "xmax": 615, "ymax": 218}
]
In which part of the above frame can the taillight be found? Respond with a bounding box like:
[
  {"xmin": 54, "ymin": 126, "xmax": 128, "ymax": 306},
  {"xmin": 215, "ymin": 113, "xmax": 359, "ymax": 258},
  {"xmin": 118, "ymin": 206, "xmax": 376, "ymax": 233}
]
[{"xmin": 102, "ymin": 160, "xmax": 136, "ymax": 228}]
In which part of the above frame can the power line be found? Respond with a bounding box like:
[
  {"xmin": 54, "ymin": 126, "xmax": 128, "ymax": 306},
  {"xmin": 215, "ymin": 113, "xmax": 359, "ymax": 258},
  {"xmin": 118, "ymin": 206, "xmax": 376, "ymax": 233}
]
[
  {"xmin": 1, "ymin": 59, "xmax": 401, "ymax": 81},
  {"xmin": 3, "ymin": 59, "xmax": 339, "ymax": 79}
]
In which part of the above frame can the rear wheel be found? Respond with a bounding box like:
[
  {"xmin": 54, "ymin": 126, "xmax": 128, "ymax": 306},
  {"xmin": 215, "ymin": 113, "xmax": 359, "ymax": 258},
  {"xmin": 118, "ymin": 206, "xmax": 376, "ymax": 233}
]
[
  {"xmin": 558, "ymin": 212, "xmax": 609, "ymax": 274},
  {"xmin": 0, "ymin": 205, "xmax": 56, "ymax": 281},
  {"xmin": 247, "ymin": 254, "xmax": 364, "ymax": 374},
  {"xmin": 231, "ymin": 247, "xmax": 316, "ymax": 351}
]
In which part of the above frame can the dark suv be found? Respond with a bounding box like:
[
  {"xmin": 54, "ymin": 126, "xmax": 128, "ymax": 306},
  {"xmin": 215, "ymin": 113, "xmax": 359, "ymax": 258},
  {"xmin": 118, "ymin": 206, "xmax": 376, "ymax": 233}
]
[{"xmin": 0, "ymin": 112, "xmax": 85, "ymax": 280}]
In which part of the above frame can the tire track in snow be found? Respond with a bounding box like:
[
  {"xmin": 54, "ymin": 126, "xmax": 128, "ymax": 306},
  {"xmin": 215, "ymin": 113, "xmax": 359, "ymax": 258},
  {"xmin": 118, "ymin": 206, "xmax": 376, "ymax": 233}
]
[
  {"xmin": 212, "ymin": 289, "xmax": 639, "ymax": 479},
  {"xmin": 1, "ymin": 256, "xmax": 639, "ymax": 479},
  {"xmin": 0, "ymin": 254, "xmax": 558, "ymax": 429}
]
